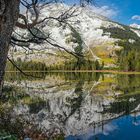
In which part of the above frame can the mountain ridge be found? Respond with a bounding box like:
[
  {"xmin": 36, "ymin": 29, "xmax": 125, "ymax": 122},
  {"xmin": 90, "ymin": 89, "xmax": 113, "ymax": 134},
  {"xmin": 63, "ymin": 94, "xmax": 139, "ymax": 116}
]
[{"xmin": 9, "ymin": 3, "xmax": 140, "ymax": 70}]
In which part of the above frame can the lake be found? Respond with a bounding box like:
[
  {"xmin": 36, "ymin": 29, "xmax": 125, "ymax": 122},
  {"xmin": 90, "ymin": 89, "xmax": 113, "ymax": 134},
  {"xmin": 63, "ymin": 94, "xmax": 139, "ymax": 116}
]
[{"xmin": 1, "ymin": 72, "xmax": 140, "ymax": 140}]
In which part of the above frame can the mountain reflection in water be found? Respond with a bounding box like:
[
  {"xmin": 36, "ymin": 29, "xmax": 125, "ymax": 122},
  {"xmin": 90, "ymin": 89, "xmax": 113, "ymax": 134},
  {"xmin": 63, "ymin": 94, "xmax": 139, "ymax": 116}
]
[{"xmin": 0, "ymin": 72, "xmax": 140, "ymax": 140}]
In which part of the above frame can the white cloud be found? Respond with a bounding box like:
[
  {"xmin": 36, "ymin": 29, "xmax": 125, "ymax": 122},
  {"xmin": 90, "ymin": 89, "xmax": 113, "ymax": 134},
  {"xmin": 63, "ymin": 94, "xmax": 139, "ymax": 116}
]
[
  {"xmin": 90, "ymin": 5, "xmax": 118, "ymax": 18},
  {"xmin": 132, "ymin": 15, "xmax": 140, "ymax": 20}
]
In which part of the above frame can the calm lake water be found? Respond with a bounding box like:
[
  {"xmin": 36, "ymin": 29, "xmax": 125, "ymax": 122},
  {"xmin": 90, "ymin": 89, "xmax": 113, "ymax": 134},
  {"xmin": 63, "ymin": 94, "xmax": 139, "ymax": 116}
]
[{"xmin": 1, "ymin": 72, "xmax": 140, "ymax": 140}]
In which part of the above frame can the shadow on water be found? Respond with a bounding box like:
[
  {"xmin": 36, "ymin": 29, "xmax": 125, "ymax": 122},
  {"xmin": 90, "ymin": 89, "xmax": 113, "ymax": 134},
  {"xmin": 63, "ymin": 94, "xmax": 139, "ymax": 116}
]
[{"xmin": 0, "ymin": 72, "xmax": 140, "ymax": 139}]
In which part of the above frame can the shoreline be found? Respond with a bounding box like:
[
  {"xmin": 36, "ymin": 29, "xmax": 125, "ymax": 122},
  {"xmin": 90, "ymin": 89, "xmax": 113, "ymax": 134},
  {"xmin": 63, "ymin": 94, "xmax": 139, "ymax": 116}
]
[{"xmin": 5, "ymin": 70, "xmax": 140, "ymax": 74}]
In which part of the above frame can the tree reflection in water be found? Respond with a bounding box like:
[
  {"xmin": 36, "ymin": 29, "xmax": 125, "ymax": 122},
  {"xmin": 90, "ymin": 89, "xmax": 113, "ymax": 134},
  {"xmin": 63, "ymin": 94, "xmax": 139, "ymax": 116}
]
[{"xmin": 0, "ymin": 73, "xmax": 140, "ymax": 139}]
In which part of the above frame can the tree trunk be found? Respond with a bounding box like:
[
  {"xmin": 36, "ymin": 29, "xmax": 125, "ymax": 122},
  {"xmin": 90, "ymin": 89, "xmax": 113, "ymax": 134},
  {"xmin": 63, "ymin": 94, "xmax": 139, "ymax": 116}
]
[{"xmin": 0, "ymin": 0, "xmax": 20, "ymax": 93}]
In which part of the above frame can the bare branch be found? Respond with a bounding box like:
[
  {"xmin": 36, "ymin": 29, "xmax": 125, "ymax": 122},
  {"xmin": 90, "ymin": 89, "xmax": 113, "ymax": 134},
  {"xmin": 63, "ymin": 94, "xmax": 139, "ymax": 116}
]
[
  {"xmin": 17, "ymin": 2, "xmax": 78, "ymax": 29},
  {"xmin": 27, "ymin": 28, "xmax": 83, "ymax": 58},
  {"xmin": 16, "ymin": 0, "xmax": 39, "ymax": 29}
]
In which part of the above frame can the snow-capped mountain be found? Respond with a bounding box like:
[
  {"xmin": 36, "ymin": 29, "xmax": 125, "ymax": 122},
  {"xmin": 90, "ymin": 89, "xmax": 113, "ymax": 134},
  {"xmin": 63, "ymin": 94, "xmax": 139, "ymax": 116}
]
[{"xmin": 10, "ymin": 3, "xmax": 140, "ymax": 67}]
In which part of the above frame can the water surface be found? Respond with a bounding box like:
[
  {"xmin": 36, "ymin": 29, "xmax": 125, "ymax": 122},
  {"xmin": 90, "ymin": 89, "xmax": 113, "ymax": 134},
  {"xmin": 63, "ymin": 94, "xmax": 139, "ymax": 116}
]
[{"xmin": 1, "ymin": 72, "xmax": 140, "ymax": 140}]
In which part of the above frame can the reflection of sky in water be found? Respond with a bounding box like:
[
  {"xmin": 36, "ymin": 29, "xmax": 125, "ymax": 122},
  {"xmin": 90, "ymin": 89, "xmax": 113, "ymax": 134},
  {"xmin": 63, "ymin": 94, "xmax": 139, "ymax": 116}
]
[
  {"xmin": 66, "ymin": 114, "xmax": 140, "ymax": 140},
  {"xmin": 2, "ymin": 73, "xmax": 140, "ymax": 139}
]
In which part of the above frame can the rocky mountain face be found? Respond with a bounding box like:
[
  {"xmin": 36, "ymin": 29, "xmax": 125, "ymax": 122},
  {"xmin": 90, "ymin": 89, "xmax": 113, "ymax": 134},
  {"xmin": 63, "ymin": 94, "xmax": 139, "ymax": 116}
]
[{"xmin": 10, "ymin": 3, "xmax": 140, "ymax": 68}]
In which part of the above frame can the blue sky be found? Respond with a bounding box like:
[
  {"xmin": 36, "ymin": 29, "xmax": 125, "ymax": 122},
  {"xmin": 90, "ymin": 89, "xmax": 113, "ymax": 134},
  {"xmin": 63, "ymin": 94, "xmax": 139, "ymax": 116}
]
[{"xmin": 66, "ymin": 0, "xmax": 140, "ymax": 25}]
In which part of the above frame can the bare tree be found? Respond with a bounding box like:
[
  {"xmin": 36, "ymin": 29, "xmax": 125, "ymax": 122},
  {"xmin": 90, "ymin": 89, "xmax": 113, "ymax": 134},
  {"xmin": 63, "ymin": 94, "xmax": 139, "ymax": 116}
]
[
  {"xmin": 0, "ymin": 0, "xmax": 20, "ymax": 92},
  {"xmin": 0, "ymin": 0, "xmax": 80, "ymax": 93}
]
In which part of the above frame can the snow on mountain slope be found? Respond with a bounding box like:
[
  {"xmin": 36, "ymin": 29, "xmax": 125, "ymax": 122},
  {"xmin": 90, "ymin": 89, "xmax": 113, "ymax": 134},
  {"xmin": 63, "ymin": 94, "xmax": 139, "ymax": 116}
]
[
  {"xmin": 11, "ymin": 3, "xmax": 140, "ymax": 66},
  {"xmin": 38, "ymin": 3, "xmax": 122, "ymax": 47}
]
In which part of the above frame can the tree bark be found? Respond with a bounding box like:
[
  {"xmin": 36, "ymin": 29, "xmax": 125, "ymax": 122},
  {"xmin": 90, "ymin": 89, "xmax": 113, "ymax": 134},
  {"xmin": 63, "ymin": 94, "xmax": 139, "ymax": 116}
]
[{"xmin": 0, "ymin": 0, "xmax": 20, "ymax": 93}]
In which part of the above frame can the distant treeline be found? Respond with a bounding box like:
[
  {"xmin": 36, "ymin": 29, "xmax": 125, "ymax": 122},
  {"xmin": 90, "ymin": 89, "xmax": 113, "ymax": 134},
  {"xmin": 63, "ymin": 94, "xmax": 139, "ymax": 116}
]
[
  {"xmin": 6, "ymin": 58, "xmax": 103, "ymax": 71},
  {"xmin": 48, "ymin": 59, "xmax": 104, "ymax": 71}
]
